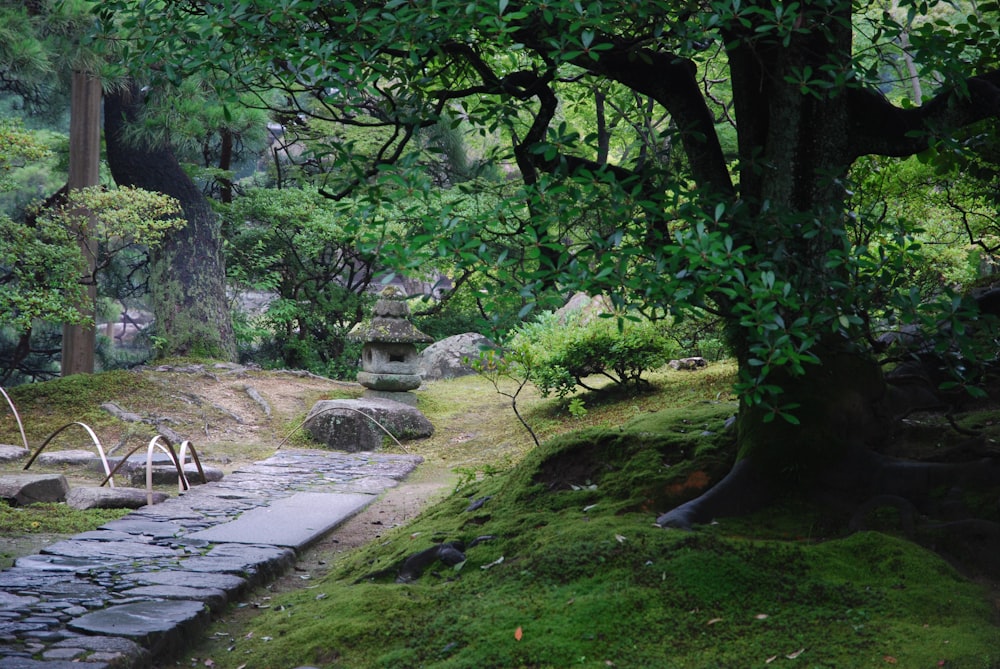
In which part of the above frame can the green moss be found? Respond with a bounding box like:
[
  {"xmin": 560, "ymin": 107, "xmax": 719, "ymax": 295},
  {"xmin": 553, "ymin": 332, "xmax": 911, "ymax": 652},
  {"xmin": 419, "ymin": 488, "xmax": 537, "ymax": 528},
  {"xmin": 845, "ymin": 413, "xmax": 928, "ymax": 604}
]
[
  {"xmin": 0, "ymin": 501, "xmax": 129, "ymax": 534},
  {"xmin": 1, "ymin": 370, "xmax": 155, "ymax": 443},
  {"xmin": 222, "ymin": 407, "xmax": 1000, "ymax": 669}
]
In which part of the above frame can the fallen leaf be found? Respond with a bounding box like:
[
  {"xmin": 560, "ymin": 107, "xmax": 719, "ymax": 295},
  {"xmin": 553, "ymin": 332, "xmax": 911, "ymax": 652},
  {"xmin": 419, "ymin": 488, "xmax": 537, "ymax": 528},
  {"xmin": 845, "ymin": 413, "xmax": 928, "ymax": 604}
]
[
  {"xmin": 786, "ymin": 648, "xmax": 805, "ymax": 659},
  {"xmin": 615, "ymin": 534, "xmax": 627, "ymax": 543},
  {"xmin": 706, "ymin": 618, "xmax": 723, "ymax": 625},
  {"xmin": 754, "ymin": 614, "xmax": 769, "ymax": 620},
  {"xmin": 765, "ymin": 657, "xmax": 777, "ymax": 664},
  {"xmin": 514, "ymin": 626, "xmax": 523, "ymax": 641},
  {"xmin": 236, "ymin": 665, "xmax": 247, "ymax": 669},
  {"xmin": 582, "ymin": 503, "xmax": 598, "ymax": 512},
  {"xmin": 883, "ymin": 656, "xmax": 898, "ymax": 664},
  {"xmin": 481, "ymin": 556, "xmax": 505, "ymax": 570},
  {"xmin": 204, "ymin": 660, "xmax": 215, "ymax": 668}
]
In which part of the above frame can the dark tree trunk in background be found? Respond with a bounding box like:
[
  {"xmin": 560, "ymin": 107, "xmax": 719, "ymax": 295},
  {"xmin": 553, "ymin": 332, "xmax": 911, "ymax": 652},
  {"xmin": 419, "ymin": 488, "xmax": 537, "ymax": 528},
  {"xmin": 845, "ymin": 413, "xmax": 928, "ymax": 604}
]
[
  {"xmin": 104, "ymin": 82, "xmax": 236, "ymax": 361},
  {"xmin": 61, "ymin": 70, "xmax": 101, "ymax": 376}
]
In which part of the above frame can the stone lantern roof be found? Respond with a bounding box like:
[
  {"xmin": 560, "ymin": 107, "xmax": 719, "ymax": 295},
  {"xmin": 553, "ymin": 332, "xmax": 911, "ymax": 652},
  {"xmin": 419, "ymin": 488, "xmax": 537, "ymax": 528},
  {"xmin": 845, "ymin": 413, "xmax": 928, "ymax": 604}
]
[{"xmin": 348, "ymin": 286, "xmax": 433, "ymax": 345}]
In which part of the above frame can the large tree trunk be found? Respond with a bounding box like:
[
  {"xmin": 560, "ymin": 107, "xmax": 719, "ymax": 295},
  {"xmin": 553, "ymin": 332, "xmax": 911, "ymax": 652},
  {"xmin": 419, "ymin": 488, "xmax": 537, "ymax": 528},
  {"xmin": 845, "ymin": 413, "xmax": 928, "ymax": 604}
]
[
  {"xmin": 104, "ymin": 83, "xmax": 236, "ymax": 361},
  {"xmin": 661, "ymin": 7, "xmax": 887, "ymax": 527},
  {"xmin": 658, "ymin": 351, "xmax": 892, "ymax": 527},
  {"xmin": 61, "ymin": 70, "xmax": 101, "ymax": 376}
]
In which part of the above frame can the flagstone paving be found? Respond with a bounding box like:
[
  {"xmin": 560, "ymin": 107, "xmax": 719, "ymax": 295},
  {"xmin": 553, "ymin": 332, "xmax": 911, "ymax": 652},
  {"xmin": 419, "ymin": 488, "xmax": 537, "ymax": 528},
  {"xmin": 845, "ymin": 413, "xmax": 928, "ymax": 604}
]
[{"xmin": 0, "ymin": 449, "xmax": 422, "ymax": 668}]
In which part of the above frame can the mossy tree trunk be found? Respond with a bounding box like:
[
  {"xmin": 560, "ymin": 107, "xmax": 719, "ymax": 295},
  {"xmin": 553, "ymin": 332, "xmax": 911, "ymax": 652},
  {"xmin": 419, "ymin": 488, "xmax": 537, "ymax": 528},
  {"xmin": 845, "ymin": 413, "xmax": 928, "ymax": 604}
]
[
  {"xmin": 104, "ymin": 83, "xmax": 236, "ymax": 361},
  {"xmin": 658, "ymin": 9, "xmax": 896, "ymax": 527}
]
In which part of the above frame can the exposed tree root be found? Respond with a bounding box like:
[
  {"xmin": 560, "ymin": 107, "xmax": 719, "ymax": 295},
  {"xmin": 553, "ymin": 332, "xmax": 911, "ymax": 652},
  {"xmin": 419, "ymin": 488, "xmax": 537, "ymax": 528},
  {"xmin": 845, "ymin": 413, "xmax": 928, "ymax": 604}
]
[{"xmin": 655, "ymin": 459, "xmax": 770, "ymax": 528}]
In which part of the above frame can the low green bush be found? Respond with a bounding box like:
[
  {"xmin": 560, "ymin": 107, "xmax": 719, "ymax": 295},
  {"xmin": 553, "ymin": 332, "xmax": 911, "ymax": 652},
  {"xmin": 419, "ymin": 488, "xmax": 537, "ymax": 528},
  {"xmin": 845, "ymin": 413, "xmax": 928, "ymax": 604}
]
[{"xmin": 509, "ymin": 309, "xmax": 677, "ymax": 398}]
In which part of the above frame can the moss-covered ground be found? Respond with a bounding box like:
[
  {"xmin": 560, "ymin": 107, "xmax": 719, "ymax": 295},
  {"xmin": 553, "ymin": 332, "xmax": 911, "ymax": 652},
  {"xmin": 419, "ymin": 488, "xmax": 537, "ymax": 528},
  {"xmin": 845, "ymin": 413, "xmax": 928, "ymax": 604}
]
[
  {"xmin": 200, "ymin": 374, "xmax": 999, "ymax": 669},
  {"xmin": 2, "ymin": 363, "xmax": 998, "ymax": 668}
]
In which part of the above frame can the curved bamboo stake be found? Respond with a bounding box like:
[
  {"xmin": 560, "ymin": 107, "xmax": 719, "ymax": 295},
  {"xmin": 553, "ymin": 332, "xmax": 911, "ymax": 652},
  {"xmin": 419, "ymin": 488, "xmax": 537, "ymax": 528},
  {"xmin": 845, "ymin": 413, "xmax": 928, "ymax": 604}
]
[
  {"xmin": 178, "ymin": 439, "xmax": 208, "ymax": 490},
  {"xmin": 276, "ymin": 405, "xmax": 407, "ymax": 452},
  {"xmin": 0, "ymin": 386, "xmax": 29, "ymax": 452},
  {"xmin": 100, "ymin": 434, "xmax": 207, "ymax": 505},
  {"xmin": 146, "ymin": 436, "xmax": 181, "ymax": 505},
  {"xmin": 23, "ymin": 421, "xmax": 115, "ymax": 487}
]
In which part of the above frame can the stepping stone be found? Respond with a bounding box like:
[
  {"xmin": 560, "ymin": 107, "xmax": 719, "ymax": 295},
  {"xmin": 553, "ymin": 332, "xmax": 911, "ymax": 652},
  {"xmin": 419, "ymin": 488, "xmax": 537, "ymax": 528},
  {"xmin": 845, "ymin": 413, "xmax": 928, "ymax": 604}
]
[
  {"xmin": 66, "ymin": 486, "xmax": 168, "ymax": 510},
  {"xmin": 35, "ymin": 449, "xmax": 98, "ymax": 466},
  {"xmin": 128, "ymin": 464, "xmax": 225, "ymax": 487},
  {"xmin": 186, "ymin": 491, "xmax": 373, "ymax": 551},
  {"xmin": 0, "ymin": 444, "xmax": 28, "ymax": 462},
  {"xmin": 0, "ymin": 473, "xmax": 69, "ymax": 505}
]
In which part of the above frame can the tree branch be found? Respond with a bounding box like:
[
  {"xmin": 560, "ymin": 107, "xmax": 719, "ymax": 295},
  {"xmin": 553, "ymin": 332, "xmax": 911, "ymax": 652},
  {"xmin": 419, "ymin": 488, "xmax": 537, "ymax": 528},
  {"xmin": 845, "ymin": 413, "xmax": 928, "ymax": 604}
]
[{"xmin": 849, "ymin": 70, "xmax": 1000, "ymax": 159}]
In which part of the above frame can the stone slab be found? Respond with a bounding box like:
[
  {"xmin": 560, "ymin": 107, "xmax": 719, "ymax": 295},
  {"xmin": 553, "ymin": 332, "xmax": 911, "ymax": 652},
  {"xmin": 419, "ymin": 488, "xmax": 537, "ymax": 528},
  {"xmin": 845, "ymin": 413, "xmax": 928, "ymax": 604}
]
[
  {"xmin": 68, "ymin": 600, "xmax": 208, "ymax": 659},
  {"xmin": 0, "ymin": 659, "xmax": 109, "ymax": 669},
  {"xmin": 121, "ymin": 570, "xmax": 248, "ymax": 595},
  {"xmin": 119, "ymin": 585, "xmax": 228, "ymax": 612},
  {"xmin": 186, "ymin": 491, "xmax": 373, "ymax": 550},
  {"xmin": 41, "ymin": 538, "xmax": 181, "ymax": 561},
  {"xmin": 178, "ymin": 543, "xmax": 295, "ymax": 583},
  {"xmin": 15, "ymin": 554, "xmax": 112, "ymax": 573}
]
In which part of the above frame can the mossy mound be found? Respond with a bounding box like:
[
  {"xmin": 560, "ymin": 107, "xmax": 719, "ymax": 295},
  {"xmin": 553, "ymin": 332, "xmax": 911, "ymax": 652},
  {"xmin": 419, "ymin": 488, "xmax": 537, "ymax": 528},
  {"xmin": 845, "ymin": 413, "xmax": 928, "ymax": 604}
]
[
  {"xmin": 228, "ymin": 404, "xmax": 1000, "ymax": 669},
  {"xmin": 503, "ymin": 401, "xmax": 737, "ymax": 514}
]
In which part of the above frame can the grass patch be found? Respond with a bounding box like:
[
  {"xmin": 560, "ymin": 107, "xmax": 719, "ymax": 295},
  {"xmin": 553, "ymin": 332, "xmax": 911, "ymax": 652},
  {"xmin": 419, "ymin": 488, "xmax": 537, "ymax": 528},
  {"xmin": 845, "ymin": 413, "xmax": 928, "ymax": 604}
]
[{"xmin": 0, "ymin": 501, "xmax": 129, "ymax": 534}]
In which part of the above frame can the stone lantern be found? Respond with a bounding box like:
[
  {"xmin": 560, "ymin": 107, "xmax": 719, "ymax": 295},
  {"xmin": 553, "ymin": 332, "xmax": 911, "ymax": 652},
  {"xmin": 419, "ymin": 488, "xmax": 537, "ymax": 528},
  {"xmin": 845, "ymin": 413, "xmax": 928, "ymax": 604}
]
[{"xmin": 349, "ymin": 286, "xmax": 433, "ymax": 403}]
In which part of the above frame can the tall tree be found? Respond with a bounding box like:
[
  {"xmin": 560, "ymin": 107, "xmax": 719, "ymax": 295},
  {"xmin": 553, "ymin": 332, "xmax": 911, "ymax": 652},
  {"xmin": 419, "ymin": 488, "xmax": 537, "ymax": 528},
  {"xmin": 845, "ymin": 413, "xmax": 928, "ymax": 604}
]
[
  {"xmin": 104, "ymin": 82, "xmax": 236, "ymax": 360},
  {"xmin": 105, "ymin": 0, "xmax": 1000, "ymax": 522},
  {"xmin": 1, "ymin": 0, "xmax": 105, "ymax": 375},
  {"xmin": 60, "ymin": 68, "xmax": 101, "ymax": 375}
]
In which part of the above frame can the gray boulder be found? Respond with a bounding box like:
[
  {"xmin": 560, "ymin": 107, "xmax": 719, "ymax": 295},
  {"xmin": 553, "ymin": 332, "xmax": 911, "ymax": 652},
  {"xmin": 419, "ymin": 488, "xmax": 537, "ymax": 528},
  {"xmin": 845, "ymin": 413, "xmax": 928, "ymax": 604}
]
[
  {"xmin": 304, "ymin": 398, "xmax": 433, "ymax": 452},
  {"xmin": 418, "ymin": 332, "xmax": 498, "ymax": 381},
  {"xmin": 0, "ymin": 473, "xmax": 69, "ymax": 505}
]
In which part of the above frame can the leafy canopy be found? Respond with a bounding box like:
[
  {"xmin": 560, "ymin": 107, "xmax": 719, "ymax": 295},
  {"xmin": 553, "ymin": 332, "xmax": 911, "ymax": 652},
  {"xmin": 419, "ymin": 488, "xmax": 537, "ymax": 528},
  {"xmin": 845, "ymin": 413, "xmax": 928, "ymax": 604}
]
[{"xmin": 95, "ymin": 0, "xmax": 1000, "ymax": 413}]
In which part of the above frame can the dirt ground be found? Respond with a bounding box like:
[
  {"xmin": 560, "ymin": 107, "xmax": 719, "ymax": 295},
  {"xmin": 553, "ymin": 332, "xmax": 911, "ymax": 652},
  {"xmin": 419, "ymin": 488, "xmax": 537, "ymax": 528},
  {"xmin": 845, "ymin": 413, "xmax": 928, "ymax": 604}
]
[{"xmin": 1, "ymin": 363, "xmax": 527, "ymax": 574}]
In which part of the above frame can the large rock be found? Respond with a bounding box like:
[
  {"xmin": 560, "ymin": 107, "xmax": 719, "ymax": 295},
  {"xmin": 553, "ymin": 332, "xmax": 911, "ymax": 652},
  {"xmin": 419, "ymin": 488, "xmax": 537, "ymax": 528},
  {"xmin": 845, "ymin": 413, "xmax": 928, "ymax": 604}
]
[
  {"xmin": 418, "ymin": 332, "xmax": 498, "ymax": 381},
  {"xmin": 0, "ymin": 473, "xmax": 69, "ymax": 505},
  {"xmin": 304, "ymin": 398, "xmax": 433, "ymax": 452},
  {"xmin": 555, "ymin": 292, "xmax": 613, "ymax": 324}
]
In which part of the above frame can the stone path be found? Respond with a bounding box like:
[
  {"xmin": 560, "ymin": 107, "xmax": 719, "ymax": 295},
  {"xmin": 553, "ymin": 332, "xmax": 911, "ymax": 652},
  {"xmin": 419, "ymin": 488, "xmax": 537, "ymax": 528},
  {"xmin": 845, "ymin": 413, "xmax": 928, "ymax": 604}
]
[{"xmin": 0, "ymin": 449, "xmax": 422, "ymax": 668}]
